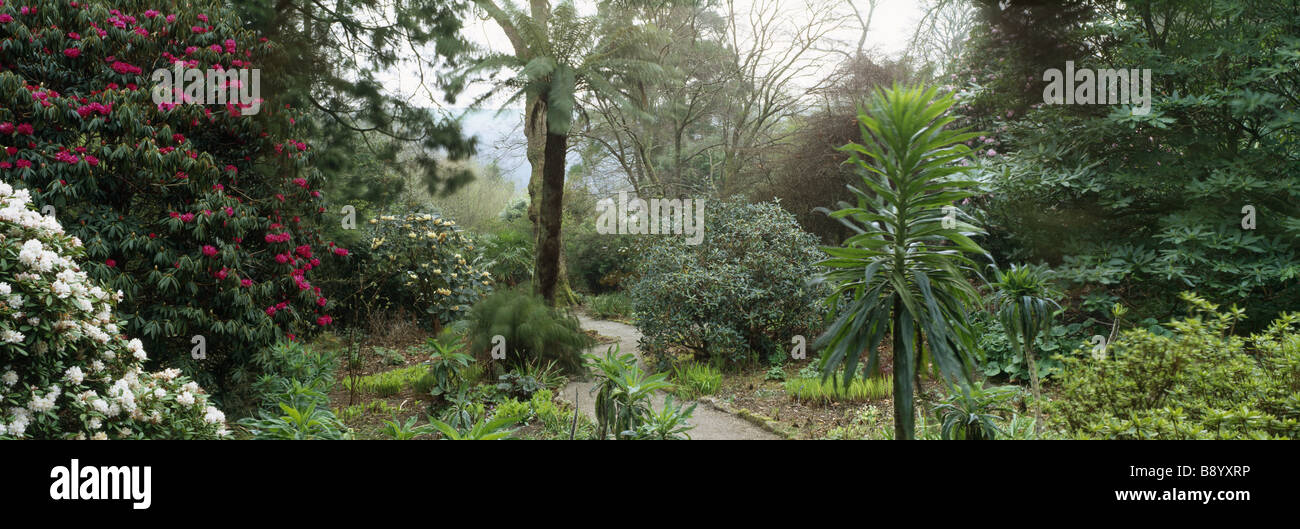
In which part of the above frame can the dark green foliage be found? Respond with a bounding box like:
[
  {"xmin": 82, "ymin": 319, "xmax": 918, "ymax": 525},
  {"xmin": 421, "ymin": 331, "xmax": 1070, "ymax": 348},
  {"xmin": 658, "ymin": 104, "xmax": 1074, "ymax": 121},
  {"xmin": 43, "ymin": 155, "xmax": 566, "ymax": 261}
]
[
  {"xmin": 960, "ymin": 0, "xmax": 1300, "ymax": 329},
  {"xmin": 466, "ymin": 287, "xmax": 592, "ymax": 374},
  {"xmin": 628, "ymin": 199, "xmax": 826, "ymax": 365},
  {"xmin": 239, "ymin": 341, "xmax": 349, "ymax": 439},
  {"xmin": 233, "ymin": 0, "xmax": 478, "ymax": 199},
  {"xmin": 1053, "ymin": 293, "xmax": 1300, "ymax": 439},
  {"xmin": 566, "ymin": 220, "xmax": 638, "ymax": 293}
]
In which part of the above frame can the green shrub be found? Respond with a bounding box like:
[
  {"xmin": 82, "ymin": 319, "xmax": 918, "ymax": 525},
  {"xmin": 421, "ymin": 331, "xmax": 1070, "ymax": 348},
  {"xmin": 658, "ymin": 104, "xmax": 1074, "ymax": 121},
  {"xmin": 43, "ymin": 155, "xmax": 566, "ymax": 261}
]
[
  {"xmin": 466, "ymin": 287, "xmax": 592, "ymax": 373},
  {"xmin": 587, "ymin": 292, "xmax": 633, "ymax": 320},
  {"xmin": 529, "ymin": 389, "xmax": 565, "ymax": 430},
  {"xmin": 784, "ymin": 374, "xmax": 893, "ymax": 404},
  {"xmin": 671, "ymin": 363, "xmax": 721, "ymax": 399},
  {"xmin": 493, "ymin": 398, "xmax": 532, "ymax": 423},
  {"xmin": 1053, "ymin": 293, "xmax": 1300, "ymax": 439},
  {"xmin": 0, "ymin": 184, "xmax": 228, "ymax": 439},
  {"xmin": 566, "ymin": 219, "xmax": 638, "ymax": 293},
  {"xmin": 356, "ymin": 208, "xmax": 493, "ymax": 326},
  {"xmin": 628, "ymin": 199, "xmax": 826, "ymax": 365}
]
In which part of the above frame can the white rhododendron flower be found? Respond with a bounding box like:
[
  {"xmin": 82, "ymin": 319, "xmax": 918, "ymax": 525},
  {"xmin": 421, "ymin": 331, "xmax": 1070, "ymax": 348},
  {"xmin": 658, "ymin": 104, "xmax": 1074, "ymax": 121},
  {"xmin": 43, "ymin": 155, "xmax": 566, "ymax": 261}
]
[
  {"xmin": 0, "ymin": 184, "xmax": 227, "ymax": 440},
  {"xmin": 64, "ymin": 366, "xmax": 84, "ymax": 385}
]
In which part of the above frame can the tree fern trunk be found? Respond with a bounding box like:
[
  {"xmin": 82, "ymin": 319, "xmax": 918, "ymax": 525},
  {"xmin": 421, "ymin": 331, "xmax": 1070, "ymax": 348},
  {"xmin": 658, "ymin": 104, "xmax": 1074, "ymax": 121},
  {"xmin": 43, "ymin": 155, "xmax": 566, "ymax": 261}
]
[{"xmin": 536, "ymin": 130, "xmax": 568, "ymax": 305}]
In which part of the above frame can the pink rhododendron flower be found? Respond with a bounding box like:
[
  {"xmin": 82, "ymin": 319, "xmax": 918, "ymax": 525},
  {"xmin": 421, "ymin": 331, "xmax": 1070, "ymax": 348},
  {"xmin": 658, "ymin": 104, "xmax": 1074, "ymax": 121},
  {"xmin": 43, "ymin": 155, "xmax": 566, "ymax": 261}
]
[
  {"xmin": 63, "ymin": 48, "xmax": 80, "ymax": 58},
  {"xmin": 201, "ymin": 245, "xmax": 218, "ymax": 257}
]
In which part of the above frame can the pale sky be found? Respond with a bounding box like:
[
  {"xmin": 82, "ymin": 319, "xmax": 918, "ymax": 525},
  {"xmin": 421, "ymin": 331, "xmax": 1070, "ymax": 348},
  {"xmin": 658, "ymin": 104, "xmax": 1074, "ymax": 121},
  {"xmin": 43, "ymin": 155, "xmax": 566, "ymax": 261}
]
[{"xmin": 376, "ymin": 0, "xmax": 929, "ymax": 111}]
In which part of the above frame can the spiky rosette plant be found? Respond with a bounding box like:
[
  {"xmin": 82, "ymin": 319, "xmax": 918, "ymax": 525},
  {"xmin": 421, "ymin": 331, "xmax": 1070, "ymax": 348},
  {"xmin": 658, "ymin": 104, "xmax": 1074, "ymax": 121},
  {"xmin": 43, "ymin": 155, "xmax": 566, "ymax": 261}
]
[
  {"xmin": 988, "ymin": 263, "xmax": 1062, "ymax": 434},
  {"xmin": 0, "ymin": 181, "xmax": 227, "ymax": 439},
  {"xmin": 0, "ymin": 1, "xmax": 347, "ymax": 408},
  {"xmin": 815, "ymin": 85, "xmax": 988, "ymax": 440}
]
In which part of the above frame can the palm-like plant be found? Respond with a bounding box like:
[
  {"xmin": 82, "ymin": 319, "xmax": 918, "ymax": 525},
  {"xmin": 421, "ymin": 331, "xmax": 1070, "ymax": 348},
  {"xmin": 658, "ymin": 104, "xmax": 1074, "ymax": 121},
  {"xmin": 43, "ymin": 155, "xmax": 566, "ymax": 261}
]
[
  {"xmin": 586, "ymin": 346, "xmax": 675, "ymax": 439},
  {"xmin": 933, "ymin": 382, "xmax": 1020, "ymax": 440},
  {"xmin": 815, "ymin": 85, "xmax": 987, "ymax": 440},
  {"xmin": 988, "ymin": 263, "xmax": 1062, "ymax": 434},
  {"xmin": 455, "ymin": 0, "xmax": 663, "ymax": 306}
]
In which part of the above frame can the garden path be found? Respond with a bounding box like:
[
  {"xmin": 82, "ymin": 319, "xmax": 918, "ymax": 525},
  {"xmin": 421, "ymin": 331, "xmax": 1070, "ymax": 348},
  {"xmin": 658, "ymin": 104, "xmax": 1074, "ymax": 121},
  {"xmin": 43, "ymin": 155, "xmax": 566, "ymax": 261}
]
[{"xmin": 560, "ymin": 315, "xmax": 780, "ymax": 440}]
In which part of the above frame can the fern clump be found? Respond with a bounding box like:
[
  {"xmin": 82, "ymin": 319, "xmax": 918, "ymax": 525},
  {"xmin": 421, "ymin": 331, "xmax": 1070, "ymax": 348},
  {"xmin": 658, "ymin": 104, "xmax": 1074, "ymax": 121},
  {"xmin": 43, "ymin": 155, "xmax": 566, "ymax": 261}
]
[{"xmin": 467, "ymin": 288, "xmax": 592, "ymax": 374}]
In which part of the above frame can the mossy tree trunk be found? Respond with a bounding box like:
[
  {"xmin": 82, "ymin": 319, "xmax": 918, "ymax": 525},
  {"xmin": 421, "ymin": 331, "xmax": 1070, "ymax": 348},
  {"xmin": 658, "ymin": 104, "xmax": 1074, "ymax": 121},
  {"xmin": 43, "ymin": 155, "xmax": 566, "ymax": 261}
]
[{"xmin": 525, "ymin": 95, "xmax": 577, "ymax": 306}]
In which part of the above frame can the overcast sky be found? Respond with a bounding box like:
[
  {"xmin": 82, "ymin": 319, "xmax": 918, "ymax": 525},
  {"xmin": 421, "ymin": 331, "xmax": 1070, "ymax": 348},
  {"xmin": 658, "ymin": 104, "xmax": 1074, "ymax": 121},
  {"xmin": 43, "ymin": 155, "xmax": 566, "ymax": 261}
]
[{"xmin": 375, "ymin": 0, "xmax": 929, "ymax": 111}]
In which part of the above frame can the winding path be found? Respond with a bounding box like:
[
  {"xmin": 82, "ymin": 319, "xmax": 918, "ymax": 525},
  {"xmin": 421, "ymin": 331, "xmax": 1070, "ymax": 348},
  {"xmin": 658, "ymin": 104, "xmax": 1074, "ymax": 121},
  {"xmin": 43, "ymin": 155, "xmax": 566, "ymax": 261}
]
[{"xmin": 561, "ymin": 314, "xmax": 780, "ymax": 440}]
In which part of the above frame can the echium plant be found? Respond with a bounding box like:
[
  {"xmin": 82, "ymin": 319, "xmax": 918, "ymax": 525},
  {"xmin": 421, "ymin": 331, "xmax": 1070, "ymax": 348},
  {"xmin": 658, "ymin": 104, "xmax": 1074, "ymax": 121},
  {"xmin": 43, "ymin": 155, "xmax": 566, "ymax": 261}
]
[
  {"xmin": 988, "ymin": 263, "xmax": 1061, "ymax": 434},
  {"xmin": 0, "ymin": 1, "xmax": 347, "ymax": 406},
  {"xmin": 815, "ymin": 85, "xmax": 988, "ymax": 440}
]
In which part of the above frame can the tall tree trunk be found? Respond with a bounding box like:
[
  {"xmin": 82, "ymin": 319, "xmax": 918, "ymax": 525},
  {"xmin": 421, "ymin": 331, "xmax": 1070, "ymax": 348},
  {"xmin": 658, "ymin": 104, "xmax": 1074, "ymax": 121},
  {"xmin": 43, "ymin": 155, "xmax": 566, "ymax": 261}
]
[
  {"xmin": 536, "ymin": 130, "xmax": 568, "ymax": 305},
  {"xmin": 524, "ymin": 96, "xmax": 576, "ymax": 306}
]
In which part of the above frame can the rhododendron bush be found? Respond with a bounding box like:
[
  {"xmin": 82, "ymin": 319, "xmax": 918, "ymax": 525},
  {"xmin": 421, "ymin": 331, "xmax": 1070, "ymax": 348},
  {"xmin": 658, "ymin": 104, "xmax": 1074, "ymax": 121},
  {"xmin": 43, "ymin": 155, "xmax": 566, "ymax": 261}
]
[
  {"xmin": 0, "ymin": 182, "xmax": 227, "ymax": 439},
  {"xmin": 358, "ymin": 209, "xmax": 491, "ymax": 326},
  {"xmin": 0, "ymin": 0, "xmax": 344, "ymax": 406}
]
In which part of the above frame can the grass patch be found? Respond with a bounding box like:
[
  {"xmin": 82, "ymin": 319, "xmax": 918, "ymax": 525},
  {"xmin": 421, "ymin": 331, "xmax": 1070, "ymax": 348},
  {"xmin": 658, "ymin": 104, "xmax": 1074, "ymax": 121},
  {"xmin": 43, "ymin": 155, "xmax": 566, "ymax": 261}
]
[
  {"xmin": 343, "ymin": 365, "xmax": 428, "ymax": 397},
  {"xmin": 671, "ymin": 362, "xmax": 722, "ymax": 399},
  {"xmin": 587, "ymin": 292, "xmax": 633, "ymax": 319},
  {"xmin": 784, "ymin": 374, "xmax": 893, "ymax": 404}
]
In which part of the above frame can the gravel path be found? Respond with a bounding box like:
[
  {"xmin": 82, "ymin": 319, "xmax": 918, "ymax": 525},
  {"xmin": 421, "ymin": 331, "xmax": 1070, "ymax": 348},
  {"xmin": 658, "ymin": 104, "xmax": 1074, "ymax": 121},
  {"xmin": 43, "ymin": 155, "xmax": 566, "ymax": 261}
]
[{"xmin": 560, "ymin": 314, "xmax": 780, "ymax": 440}]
